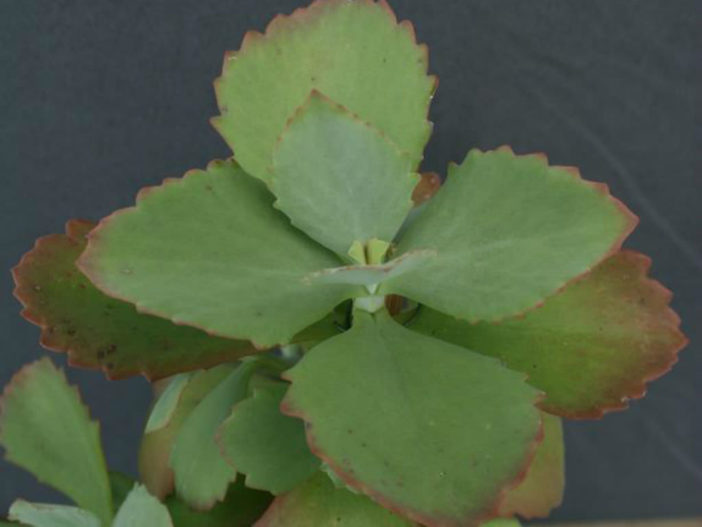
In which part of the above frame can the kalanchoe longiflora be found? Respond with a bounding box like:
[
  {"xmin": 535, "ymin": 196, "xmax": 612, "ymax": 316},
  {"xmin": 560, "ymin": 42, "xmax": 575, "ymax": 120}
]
[{"xmin": 6, "ymin": 1, "xmax": 686, "ymax": 526}]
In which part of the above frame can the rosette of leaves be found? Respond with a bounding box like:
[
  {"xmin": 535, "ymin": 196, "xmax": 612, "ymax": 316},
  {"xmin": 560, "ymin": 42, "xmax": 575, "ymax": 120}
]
[{"xmin": 4, "ymin": 0, "xmax": 686, "ymax": 526}]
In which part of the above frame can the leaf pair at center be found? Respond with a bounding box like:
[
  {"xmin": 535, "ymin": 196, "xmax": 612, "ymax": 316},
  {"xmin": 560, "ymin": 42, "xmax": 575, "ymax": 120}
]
[
  {"xmin": 272, "ymin": 92, "xmax": 418, "ymax": 257},
  {"xmin": 77, "ymin": 104, "xmax": 426, "ymax": 350}
]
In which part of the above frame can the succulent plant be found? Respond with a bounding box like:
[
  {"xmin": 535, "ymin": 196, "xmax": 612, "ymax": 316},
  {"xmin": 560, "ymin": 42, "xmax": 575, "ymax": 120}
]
[{"xmin": 2, "ymin": 1, "xmax": 686, "ymax": 525}]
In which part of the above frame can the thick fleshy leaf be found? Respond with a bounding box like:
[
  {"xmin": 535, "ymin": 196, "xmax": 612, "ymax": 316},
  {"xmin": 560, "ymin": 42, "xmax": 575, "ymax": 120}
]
[
  {"xmin": 113, "ymin": 485, "xmax": 172, "ymax": 527},
  {"xmin": 409, "ymin": 251, "xmax": 687, "ymax": 418},
  {"xmin": 213, "ymin": 0, "xmax": 435, "ymax": 181},
  {"xmin": 8, "ymin": 501, "xmax": 101, "ymax": 527},
  {"xmin": 109, "ymin": 472, "xmax": 136, "ymax": 513},
  {"xmin": 0, "ymin": 359, "xmax": 112, "ymax": 525},
  {"xmin": 219, "ymin": 382, "xmax": 320, "ymax": 495},
  {"xmin": 499, "ymin": 412, "xmax": 564, "ymax": 518},
  {"xmin": 145, "ymin": 373, "xmax": 192, "ymax": 434},
  {"xmin": 271, "ymin": 93, "xmax": 417, "ymax": 256},
  {"xmin": 140, "ymin": 365, "xmax": 236, "ymax": 499},
  {"xmin": 283, "ymin": 311, "xmax": 542, "ymax": 527},
  {"xmin": 304, "ymin": 250, "xmax": 436, "ymax": 288},
  {"xmin": 78, "ymin": 160, "xmax": 359, "ymax": 347},
  {"xmin": 383, "ymin": 147, "xmax": 638, "ymax": 322},
  {"xmin": 165, "ymin": 478, "xmax": 273, "ymax": 527},
  {"xmin": 254, "ymin": 472, "xmax": 413, "ymax": 527},
  {"xmin": 287, "ymin": 303, "xmax": 349, "ymax": 348},
  {"xmin": 12, "ymin": 220, "xmax": 257, "ymax": 380},
  {"xmin": 170, "ymin": 358, "xmax": 282, "ymax": 509},
  {"xmin": 481, "ymin": 521, "xmax": 520, "ymax": 527}
]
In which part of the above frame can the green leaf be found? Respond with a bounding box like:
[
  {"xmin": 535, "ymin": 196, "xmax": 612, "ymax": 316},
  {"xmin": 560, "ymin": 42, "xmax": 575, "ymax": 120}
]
[
  {"xmin": 287, "ymin": 303, "xmax": 349, "ymax": 348},
  {"xmin": 283, "ymin": 311, "xmax": 542, "ymax": 526},
  {"xmin": 145, "ymin": 374, "xmax": 192, "ymax": 434},
  {"xmin": 271, "ymin": 93, "xmax": 417, "ymax": 256},
  {"xmin": 0, "ymin": 359, "xmax": 112, "ymax": 525},
  {"xmin": 254, "ymin": 472, "xmax": 413, "ymax": 527},
  {"xmin": 113, "ymin": 485, "xmax": 172, "ymax": 527},
  {"xmin": 166, "ymin": 478, "xmax": 272, "ymax": 527},
  {"xmin": 78, "ymin": 160, "xmax": 359, "ymax": 347},
  {"xmin": 8, "ymin": 501, "xmax": 101, "ymax": 527},
  {"xmin": 303, "ymin": 249, "xmax": 436, "ymax": 288},
  {"xmin": 481, "ymin": 521, "xmax": 521, "ymax": 527},
  {"xmin": 499, "ymin": 412, "xmax": 564, "ymax": 518},
  {"xmin": 139, "ymin": 365, "xmax": 236, "ymax": 500},
  {"xmin": 109, "ymin": 472, "xmax": 136, "ymax": 513},
  {"xmin": 12, "ymin": 220, "xmax": 257, "ymax": 380},
  {"xmin": 409, "ymin": 250, "xmax": 687, "ymax": 418},
  {"xmin": 213, "ymin": 0, "xmax": 434, "ymax": 181},
  {"xmin": 219, "ymin": 381, "xmax": 320, "ymax": 495},
  {"xmin": 383, "ymin": 147, "xmax": 638, "ymax": 322},
  {"xmin": 170, "ymin": 359, "xmax": 280, "ymax": 509}
]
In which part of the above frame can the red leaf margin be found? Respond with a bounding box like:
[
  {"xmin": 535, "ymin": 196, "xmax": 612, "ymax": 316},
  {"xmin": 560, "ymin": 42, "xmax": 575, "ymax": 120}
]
[
  {"xmin": 13, "ymin": 217, "xmax": 261, "ymax": 380},
  {"xmin": 408, "ymin": 249, "xmax": 688, "ymax": 420},
  {"xmin": 212, "ymin": 0, "xmax": 439, "ymax": 171},
  {"xmin": 74, "ymin": 161, "xmax": 278, "ymax": 350},
  {"xmin": 451, "ymin": 145, "xmax": 641, "ymax": 325},
  {"xmin": 549, "ymin": 249, "xmax": 689, "ymax": 419},
  {"xmin": 280, "ymin": 382, "xmax": 546, "ymax": 527}
]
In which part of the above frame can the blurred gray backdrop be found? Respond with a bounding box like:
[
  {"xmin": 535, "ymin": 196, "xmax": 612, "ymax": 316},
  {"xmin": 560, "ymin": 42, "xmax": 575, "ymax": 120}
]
[{"xmin": 1, "ymin": 0, "xmax": 700, "ymax": 520}]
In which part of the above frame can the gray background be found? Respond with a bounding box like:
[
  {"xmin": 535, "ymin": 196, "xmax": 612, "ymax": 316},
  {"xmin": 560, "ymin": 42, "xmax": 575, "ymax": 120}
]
[{"xmin": 0, "ymin": 0, "xmax": 700, "ymax": 521}]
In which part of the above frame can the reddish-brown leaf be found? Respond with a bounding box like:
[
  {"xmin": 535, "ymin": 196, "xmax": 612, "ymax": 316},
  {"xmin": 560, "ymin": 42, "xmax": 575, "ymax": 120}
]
[
  {"xmin": 499, "ymin": 412, "xmax": 564, "ymax": 518},
  {"xmin": 412, "ymin": 172, "xmax": 442, "ymax": 206},
  {"xmin": 409, "ymin": 250, "xmax": 687, "ymax": 418},
  {"xmin": 12, "ymin": 220, "xmax": 260, "ymax": 380}
]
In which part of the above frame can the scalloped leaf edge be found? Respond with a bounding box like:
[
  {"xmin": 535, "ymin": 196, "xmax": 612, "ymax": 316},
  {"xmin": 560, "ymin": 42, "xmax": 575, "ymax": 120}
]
[
  {"xmin": 546, "ymin": 249, "xmax": 688, "ymax": 419},
  {"xmin": 12, "ymin": 219, "xmax": 260, "ymax": 380},
  {"xmin": 211, "ymin": 0, "xmax": 438, "ymax": 172},
  {"xmin": 75, "ymin": 160, "xmax": 279, "ymax": 349},
  {"xmin": 446, "ymin": 145, "xmax": 640, "ymax": 325}
]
